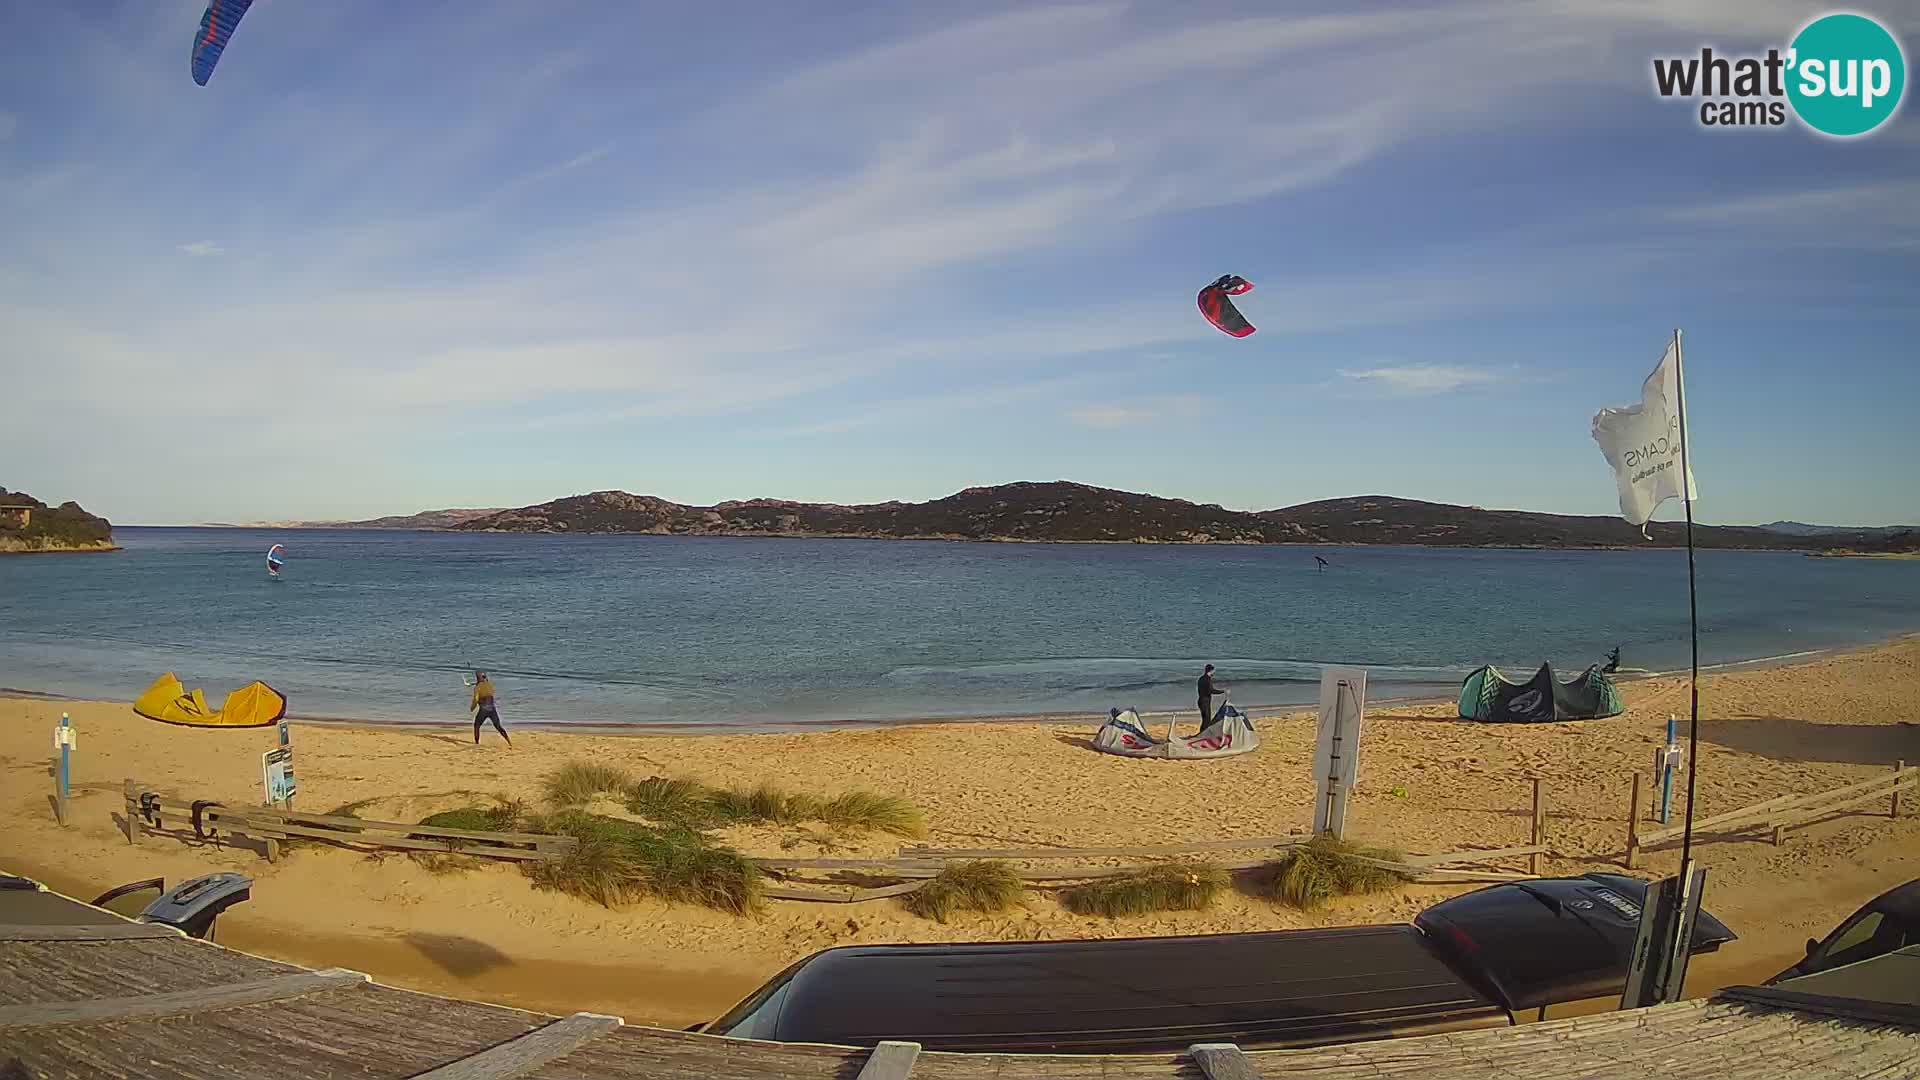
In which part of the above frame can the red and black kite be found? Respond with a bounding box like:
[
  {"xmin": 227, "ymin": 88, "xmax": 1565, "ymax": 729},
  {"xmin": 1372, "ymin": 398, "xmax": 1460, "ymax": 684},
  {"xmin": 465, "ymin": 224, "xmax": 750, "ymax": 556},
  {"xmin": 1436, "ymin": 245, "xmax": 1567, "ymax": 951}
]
[{"xmin": 1197, "ymin": 274, "xmax": 1256, "ymax": 338}]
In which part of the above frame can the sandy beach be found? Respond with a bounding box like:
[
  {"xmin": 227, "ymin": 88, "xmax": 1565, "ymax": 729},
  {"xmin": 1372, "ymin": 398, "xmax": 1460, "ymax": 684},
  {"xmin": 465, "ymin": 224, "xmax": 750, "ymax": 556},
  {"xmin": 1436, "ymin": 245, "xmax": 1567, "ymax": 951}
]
[{"xmin": 4, "ymin": 639, "xmax": 1918, "ymax": 1028}]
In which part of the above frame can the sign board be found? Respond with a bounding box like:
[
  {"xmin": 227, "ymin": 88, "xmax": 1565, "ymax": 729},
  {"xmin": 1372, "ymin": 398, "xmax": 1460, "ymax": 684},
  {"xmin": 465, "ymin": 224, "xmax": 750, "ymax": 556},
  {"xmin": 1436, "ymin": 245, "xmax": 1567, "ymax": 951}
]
[
  {"xmin": 53, "ymin": 725, "xmax": 77, "ymax": 749},
  {"xmin": 1312, "ymin": 667, "xmax": 1368, "ymax": 837},
  {"xmin": 262, "ymin": 747, "xmax": 296, "ymax": 804},
  {"xmin": 1621, "ymin": 861, "xmax": 1708, "ymax": 1010}
]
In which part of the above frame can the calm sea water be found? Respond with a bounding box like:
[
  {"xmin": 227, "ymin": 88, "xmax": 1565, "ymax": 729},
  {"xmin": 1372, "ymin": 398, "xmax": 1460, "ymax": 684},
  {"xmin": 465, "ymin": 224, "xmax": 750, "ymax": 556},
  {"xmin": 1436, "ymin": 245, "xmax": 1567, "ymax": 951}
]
[{"xmin": 2, "ymin": 527, "xmax": 1917, "ymax": 731}]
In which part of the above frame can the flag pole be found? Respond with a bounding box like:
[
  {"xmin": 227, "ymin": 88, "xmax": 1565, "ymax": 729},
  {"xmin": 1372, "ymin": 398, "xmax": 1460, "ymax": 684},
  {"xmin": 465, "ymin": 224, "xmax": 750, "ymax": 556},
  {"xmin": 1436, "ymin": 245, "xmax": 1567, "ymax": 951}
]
[{"xmin": 1672, "ymin": 327, "xmax": 1700, "ymax": 870}]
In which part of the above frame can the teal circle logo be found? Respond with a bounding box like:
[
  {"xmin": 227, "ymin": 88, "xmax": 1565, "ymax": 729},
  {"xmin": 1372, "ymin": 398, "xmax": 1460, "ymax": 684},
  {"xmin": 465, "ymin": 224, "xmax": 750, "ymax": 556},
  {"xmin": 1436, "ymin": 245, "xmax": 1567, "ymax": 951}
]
[{"xmin": 1787, "ymin": 12, "xmax": 1906, "ymax": 137}]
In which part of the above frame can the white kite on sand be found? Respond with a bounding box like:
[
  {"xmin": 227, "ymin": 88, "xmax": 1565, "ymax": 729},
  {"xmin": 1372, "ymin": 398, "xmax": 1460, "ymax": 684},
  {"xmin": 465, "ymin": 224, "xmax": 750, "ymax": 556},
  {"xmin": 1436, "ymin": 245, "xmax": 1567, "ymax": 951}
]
[{"xmin": 1092, "ymin": 703, "xmax": 1260, "ymax": 760}]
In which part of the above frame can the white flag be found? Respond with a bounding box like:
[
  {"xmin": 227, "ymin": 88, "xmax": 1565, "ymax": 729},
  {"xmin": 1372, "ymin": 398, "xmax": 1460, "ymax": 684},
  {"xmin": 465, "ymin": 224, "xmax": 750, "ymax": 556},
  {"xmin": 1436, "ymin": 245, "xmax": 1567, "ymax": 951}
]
[{"xmin": 1592, "ymin": 334, "xmax": 1698, "ymax": 527}]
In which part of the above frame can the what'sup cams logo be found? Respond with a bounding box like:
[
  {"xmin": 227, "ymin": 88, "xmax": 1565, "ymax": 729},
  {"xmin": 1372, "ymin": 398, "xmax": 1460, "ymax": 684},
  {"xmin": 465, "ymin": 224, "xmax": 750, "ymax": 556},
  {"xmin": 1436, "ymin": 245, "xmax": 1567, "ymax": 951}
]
[{"xmin": 1652, "ymin": 11, "xmax": 1906, "ymax": 136}]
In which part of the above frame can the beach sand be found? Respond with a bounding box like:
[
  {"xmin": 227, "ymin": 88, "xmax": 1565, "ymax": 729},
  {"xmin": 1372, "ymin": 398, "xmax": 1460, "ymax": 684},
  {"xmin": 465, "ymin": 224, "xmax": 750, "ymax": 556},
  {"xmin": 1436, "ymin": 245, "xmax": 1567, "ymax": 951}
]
[{"xmin": 4, "ymin": 639, "xmax": 1918, "ymax": 1028}]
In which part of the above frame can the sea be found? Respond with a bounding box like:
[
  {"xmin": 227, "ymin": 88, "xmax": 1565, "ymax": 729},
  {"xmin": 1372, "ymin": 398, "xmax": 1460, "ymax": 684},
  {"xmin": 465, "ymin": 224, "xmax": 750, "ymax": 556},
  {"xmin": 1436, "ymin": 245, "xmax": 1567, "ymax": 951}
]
[{"xmin": 2, "ymin": 527, "xmax": 1917, "ymax": 732}]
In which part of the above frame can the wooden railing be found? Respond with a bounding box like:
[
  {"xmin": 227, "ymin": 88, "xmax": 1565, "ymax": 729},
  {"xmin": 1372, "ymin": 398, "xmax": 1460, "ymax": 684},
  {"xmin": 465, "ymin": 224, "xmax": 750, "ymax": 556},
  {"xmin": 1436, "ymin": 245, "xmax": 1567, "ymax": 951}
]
[
  {"xmin": 123, "ymin": 781, "xmax": 575, "ymax": 865},
  {"xmin": 1627, "ymin": 761, "xmax": 1912, "ymax": 867}
]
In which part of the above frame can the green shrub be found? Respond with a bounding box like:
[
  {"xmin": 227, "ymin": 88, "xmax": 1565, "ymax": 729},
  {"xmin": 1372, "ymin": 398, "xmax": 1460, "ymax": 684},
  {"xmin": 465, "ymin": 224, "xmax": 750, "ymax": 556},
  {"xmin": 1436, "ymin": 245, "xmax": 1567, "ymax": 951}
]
[
  {"xmin": 1061, "ymin": 862, "xmax": 1228, "ymax": 917},
  {"xmin": 526, "ymin": 810, "xmax": 763, "ymax": 915},
  {"xmin": 543, "ymin": 762, "xmax": 636, "ymax": 807},
  {"xmin": 903, "ymin": 861, "xmax": 1023, "ymax": 923},
  {"xmin": 624, "ymin": 776, "xmax": 714, "ymax": 827},
  {"xmin": 1262, "ymin": 835, "xmax": 1411, "ymax": 911},
  {"xmin": 815, "ymin": 791, "xmax": 926, "ymax": 838}
]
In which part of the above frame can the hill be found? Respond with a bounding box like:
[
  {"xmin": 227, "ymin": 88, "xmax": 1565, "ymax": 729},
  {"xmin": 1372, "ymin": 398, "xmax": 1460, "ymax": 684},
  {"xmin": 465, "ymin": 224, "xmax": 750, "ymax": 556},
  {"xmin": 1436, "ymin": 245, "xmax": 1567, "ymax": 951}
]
[
  {"xmin": 1260, "ymin": 496, "xmax": 1833, "ymax": 550},
  {"xmin": 1756, "ymin": 520, "xmax": 1919, "ymax": 538},
  {"xmin": 454, "ymin": 483, "xmax": 1309, "ymax": 544},
  {"xmin": 243, "ymin": 508, "xmax": 509, "ymax": 530},
  {"xmin": 0, "ymin": 488, "xmax": 116, "ymax": 553},
  {"xmin": 448, "ymin": 482, "xmax": 1920, "ymax": 552}
]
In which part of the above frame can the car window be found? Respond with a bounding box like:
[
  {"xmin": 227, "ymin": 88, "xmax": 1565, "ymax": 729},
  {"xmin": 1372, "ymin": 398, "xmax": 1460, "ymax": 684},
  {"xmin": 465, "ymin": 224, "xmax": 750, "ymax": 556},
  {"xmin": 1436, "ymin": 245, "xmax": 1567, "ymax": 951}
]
[
  {"xmin": 708, "ymin": 972, "xmax": 797, "ymax": 1041},
  {"xmin": 1821, "ymin": 911, "xmax": 1885, "ymax": 966}
]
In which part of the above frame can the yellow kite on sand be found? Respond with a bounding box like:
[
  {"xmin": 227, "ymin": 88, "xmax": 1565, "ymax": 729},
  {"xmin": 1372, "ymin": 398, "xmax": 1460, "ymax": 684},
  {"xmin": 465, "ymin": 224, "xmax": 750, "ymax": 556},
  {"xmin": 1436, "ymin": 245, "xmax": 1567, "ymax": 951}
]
[{"xmin": 133, "ymin": 672, "xmax": 287, "ymax": 728}]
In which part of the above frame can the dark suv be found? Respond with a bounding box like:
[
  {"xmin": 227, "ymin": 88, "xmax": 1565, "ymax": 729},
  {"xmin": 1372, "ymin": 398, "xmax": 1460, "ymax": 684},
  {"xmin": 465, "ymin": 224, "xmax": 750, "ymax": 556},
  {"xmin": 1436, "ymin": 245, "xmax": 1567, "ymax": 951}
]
[{"xmin": 702, "ymin": 873, "xmax": 1734, "ymax": 1054}]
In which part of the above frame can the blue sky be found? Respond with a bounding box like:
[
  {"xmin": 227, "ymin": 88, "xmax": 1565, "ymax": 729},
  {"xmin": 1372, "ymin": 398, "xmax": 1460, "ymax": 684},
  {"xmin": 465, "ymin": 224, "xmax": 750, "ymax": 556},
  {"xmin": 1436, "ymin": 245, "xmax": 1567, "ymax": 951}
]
[{"xmin": 2, "ymin": 1, "xmax": 1916, "ymax": 526}]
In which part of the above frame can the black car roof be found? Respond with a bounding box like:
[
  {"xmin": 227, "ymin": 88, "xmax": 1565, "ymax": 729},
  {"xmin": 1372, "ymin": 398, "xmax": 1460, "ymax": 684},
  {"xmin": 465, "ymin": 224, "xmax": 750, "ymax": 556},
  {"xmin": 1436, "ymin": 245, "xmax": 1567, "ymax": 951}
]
[
  {"xmin": 1867, "ymin": 879, "xmax": 1920, "ymax": 920},
  {"xmin": 765, "ymin": 924, "xmax": 1501, "ymax": 1053}
]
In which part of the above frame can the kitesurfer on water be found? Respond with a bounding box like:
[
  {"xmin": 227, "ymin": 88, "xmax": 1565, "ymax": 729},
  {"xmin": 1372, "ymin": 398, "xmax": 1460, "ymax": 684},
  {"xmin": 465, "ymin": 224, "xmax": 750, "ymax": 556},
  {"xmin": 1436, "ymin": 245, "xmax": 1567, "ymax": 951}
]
[{"xmin": 471, "ymin": 671, "xmax": 512, "ymax": 747}]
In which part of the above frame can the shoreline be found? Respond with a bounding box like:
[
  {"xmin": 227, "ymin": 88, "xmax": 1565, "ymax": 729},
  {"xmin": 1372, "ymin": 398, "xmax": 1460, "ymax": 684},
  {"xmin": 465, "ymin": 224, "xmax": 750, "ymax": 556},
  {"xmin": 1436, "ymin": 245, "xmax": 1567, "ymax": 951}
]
[
  {"xmin": 0, "ymin": 544, "xmax": 122, "ymax": 555},
  {"xmin": 4, "ymin": 637, "xmax": 1918, "ymax": 1027},
  {"xmin": 137, "ymin": 520, "xmax": 1894, "ymax": 554},
  {"xmin": 0, "ymin": 641, "xmax": 1866, "ymax": 738}
]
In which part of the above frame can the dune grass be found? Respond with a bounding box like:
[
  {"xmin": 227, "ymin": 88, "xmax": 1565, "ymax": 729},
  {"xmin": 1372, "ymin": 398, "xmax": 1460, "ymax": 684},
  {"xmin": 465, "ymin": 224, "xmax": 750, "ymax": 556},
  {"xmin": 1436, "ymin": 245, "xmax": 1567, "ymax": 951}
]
[
  {"xmin": 1261, "ymin": 835, "xmax": 1412, "ymax": 911},
  {"xmin": 417, "ymin": 799, "xmax": 527, "ymax": 833},
  {"xmin": 624, "ymin": 776, "xmax": 714, "ymax": 827},
  {"xmin": 902, "ymin": 861, "xmax": 1023, "ymax": 923},
  {"xmin": 409, "ymin": 799, "xmax": 765, "ymax": 914},
  {"xmin": 814, "ymin": 791, "xmax": 926, "ymax": 838},
  {"xmin": 526, "ymin": 810, "xmax": 763, "ymax": 915},
  {"xmin": 1060, "ymin": 862, "xmax": 1230, "ymax": 917},
  {"xmin": 539, "ymin": 760, "xmax": 925, "ymax": 838},
  {"xmin": 544, "ymin": 761, "xmax": 639, "ymax": 807}
]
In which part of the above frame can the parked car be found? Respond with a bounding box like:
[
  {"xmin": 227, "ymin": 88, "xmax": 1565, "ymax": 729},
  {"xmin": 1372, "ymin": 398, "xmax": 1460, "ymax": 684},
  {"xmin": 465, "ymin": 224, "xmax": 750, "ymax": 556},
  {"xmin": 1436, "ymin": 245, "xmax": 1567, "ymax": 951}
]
[
  {"xmin": 1768, "ymin": 878, "xmax": 1919, "ymax": 984},
  {"xmin": 700, "ymin": 872, "xmax": 1736, "ymax": 1054}
]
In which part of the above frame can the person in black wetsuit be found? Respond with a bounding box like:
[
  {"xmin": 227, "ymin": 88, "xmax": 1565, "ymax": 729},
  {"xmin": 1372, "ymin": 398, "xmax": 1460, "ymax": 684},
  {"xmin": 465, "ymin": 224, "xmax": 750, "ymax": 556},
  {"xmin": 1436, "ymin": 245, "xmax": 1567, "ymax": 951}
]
[{"xmin": 1196, "ymin": 664, "xmax": 1226, "ymax": 734}]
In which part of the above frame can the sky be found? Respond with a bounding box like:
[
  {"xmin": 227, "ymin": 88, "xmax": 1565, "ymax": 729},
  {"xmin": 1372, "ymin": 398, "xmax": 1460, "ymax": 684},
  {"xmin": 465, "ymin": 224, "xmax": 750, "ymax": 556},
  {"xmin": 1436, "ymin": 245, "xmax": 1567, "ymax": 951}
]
[{"xmin": 2, "ymin": 1, "xmax": 1917, "ymax": 527}]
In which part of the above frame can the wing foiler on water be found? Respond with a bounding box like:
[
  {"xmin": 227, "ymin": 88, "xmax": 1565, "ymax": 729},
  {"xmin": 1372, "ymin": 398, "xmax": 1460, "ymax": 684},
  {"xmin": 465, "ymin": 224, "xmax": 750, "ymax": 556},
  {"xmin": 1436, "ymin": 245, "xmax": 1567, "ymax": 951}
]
[
  {"xmin": 266, "ymin": 543, "xmax": 285, "ymax": 577},
  {"xmin": 1198, "ymin": 274, "xmax": 1256, "ymax": 338},
  {"xmin": 191, "ymin": 0, "xmax": 258, "ymax": 86}
]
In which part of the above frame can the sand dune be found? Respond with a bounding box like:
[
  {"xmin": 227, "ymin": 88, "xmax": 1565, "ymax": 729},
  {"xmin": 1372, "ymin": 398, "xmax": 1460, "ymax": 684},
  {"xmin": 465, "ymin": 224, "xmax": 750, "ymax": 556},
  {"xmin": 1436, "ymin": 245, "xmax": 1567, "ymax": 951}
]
[{"xmin": 4, "ymin": 639, "xmax": 1917, "ymax": 1026}]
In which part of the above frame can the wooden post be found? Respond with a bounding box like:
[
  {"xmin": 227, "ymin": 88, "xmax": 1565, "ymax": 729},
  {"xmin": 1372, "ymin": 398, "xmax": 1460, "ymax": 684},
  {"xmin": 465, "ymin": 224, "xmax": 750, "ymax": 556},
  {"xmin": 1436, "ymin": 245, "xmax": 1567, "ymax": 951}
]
[
  {"xmin": 1894, "ymin": 761, "xmax": 1906, "ymax": 820},
  {"xmin": 1772, "ymin": 823, "xmax": 1785, "ymax": 846},
  {"xmin": 1625, "ymin": 773, "xmax": 1642, "ymax": 869},
  {"xmin": 1530, "ymin": 778, "xmax": 1545, "ymax": 877},
  {"xmin": 123, "ymin": 779, "xmax": 141, "ymax": 845}
]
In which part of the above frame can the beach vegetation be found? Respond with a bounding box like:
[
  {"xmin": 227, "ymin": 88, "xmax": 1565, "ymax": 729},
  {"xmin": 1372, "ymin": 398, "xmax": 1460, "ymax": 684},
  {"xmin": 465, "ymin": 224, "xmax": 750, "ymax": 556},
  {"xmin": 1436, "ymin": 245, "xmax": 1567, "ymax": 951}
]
[
  {"xmin": 814, "ymin": 790, "xmax": 925, "ymax": 837},
  {"xmin": 526, "ymin": 810, "xmax": 763, "ymax": 915},
  {"xmin": 417, "ymin": 799, "xmax": 526, "ymax": 833},
  {"xmin": 624, "ymin": 775, "xmax": 713, "ymax": 826},
  {"xmin": 1060, "ymin": 862, "xmax": 1229, "ymax": 917},
  {"xmin": 902, "ymin": 861, "xmax": 1023, "ymax": 922},
  {"xmin": 404, "ymin": 799, "xmax": 765, "ymax": 913},
  {"xmin": 538, "ymin": 760, "xmax": 925, "ymax": 838},
  {"xmin": 544, "ymin": 761, "xmax": 638, "ymax": 807},
  {"xmin": 1258, "ymin": 835, "xmax": 1412, "ymax": 911}
]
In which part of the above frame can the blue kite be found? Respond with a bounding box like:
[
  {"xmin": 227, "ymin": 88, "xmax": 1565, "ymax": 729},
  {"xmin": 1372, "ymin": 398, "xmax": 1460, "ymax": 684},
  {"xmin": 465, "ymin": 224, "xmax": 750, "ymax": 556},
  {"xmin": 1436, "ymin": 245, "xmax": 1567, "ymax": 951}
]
[{"xmin": 192, "ymin": 0, "xmax": 257, "ymax": 86}]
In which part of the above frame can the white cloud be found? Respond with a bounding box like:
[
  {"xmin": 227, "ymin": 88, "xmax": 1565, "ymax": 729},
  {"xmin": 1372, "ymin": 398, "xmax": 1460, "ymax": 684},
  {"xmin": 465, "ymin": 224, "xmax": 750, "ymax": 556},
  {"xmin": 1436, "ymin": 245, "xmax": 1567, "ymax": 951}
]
[
  {"xmin": 1339, "ymin": 366, "xmax": 1504, "ymax": 395},
  {"xmin": 7, "ymin": 0, "xmax": 1906, "ymax": 517},
  {"xmin": 1069, "ymin": 394, "xmax": 1212, "ymax": 428},
  {"xmin": 1658, "ymin": 181, "xmax": 1920, "ymax": 248}
]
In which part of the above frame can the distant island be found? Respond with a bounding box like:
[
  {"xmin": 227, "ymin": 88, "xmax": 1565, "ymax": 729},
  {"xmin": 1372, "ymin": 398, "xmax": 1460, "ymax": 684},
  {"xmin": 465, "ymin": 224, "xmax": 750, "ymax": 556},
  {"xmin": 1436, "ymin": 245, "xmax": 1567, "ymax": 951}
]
[
  {"xmin": 276, "ymin": 482, "xmax": 1919, "ymax": 553},
  {"xmin": 224, "ymin": 507, "xmax": 507, "ymax": 530},
  {"xmin": 0, "ymin": 488, "xmax": 116, "ymax": 554}
]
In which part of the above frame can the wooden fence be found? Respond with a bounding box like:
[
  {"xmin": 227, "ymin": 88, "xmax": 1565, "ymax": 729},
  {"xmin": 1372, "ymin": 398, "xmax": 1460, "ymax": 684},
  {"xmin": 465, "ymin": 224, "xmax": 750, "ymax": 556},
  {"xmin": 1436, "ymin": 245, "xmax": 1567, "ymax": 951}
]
[
  {"xmin": 754, "ymin": 835, "xmax": 1549, "ymax": 903},
  {"xmin": 122, "ymin": 777, "xmax": 1552, "ymax": 904},
  {"xmin": 123, "ymin": 780, "xmax": 575, "ymax": 865},
  {"xmin": 1626, "ymin": 761, "xmax": 1912, "ymax": 868}
]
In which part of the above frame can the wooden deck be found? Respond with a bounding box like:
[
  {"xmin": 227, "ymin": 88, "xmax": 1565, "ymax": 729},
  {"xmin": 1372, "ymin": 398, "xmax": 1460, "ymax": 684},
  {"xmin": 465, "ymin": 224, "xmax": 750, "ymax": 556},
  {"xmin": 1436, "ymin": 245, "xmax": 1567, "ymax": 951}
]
[{"xmin": 2, "ymin": 882, "xmax": 1917, "ymax": 1079}]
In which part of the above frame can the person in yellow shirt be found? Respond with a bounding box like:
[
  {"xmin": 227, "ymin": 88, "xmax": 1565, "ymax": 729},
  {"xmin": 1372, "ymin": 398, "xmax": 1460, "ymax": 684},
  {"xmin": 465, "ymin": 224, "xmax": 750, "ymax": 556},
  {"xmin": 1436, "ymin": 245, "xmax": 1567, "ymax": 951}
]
[{"xmin": 470, "ymin": 671, "xmax": 512, "ymax": 747}]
